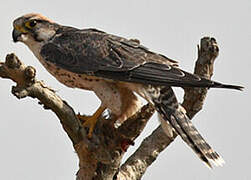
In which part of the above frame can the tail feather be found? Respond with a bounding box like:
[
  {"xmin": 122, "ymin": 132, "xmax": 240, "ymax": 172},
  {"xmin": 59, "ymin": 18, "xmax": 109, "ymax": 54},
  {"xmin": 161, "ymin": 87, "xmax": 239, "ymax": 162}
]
[
  {"xmin": 173, "ymin": 111, "xmax": 224, "ymax": 167},
  {"xmin": 212, "ymin": 81, "xmax": 243, "ymax": 91},
  {"xmin": 150, "ymin": 86, "xmax": 224, "ymax": 168}
]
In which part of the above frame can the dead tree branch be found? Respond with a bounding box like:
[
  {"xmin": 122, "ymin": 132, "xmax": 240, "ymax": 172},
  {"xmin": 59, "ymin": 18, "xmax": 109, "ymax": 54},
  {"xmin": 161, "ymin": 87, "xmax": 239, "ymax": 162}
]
[{"xmin": 0, "ymin": 37, "xmax": 219, "ymax": 180}]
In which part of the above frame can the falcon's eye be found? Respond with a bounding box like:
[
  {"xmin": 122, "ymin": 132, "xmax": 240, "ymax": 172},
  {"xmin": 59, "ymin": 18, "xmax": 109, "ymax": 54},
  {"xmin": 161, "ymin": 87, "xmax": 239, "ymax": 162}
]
[{"xmin": 25, "ymin": 20, "xmax": 37, "ymax": 29}]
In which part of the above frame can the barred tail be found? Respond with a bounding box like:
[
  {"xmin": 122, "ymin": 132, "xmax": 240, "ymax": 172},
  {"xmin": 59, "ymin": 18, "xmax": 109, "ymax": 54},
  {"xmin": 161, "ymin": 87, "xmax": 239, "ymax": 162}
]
[{"xmin": 150, "ymin": 86, "xmax": 224, "ymax": 168}]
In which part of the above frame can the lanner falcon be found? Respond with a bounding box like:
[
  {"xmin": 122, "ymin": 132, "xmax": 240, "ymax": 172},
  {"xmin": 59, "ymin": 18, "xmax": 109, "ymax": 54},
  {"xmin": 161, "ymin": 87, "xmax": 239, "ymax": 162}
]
[{"xmin": 12, "ymin": 13, "xmax": 242, "ymax": 168}]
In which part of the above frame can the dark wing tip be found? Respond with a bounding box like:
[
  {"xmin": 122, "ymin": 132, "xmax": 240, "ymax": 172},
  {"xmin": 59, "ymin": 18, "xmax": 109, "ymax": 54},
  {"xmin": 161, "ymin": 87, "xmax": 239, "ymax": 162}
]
[{"xmin": 213, "ymin": 82, "xmax": 244, "ymax": 91}]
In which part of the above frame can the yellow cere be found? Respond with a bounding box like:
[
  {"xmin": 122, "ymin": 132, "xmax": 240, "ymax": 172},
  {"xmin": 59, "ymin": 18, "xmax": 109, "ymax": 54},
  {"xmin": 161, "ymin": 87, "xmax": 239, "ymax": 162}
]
[{"xmin": 14, "ymin": 24, "xmax": 28, "ymax": 33}]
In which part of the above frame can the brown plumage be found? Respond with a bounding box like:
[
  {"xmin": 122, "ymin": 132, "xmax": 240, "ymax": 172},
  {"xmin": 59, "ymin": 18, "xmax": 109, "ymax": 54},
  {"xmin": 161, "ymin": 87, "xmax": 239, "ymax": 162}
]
[{"xmin": 12, "ymin": 13, "xmax": 242, "ymax": 168}]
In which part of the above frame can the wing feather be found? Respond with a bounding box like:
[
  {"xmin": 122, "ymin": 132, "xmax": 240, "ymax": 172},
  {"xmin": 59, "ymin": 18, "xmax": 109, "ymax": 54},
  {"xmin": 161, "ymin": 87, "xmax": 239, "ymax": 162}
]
[{"xmin": 41, "ymin": 27, "xmax": 242, "ymax": 90}]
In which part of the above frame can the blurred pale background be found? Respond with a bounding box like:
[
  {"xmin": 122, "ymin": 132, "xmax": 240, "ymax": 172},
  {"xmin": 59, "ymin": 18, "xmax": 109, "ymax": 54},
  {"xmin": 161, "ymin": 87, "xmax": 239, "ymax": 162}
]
[{"xmin": 0, "ymin": 0, "xmax": 250, "ymax": 179}]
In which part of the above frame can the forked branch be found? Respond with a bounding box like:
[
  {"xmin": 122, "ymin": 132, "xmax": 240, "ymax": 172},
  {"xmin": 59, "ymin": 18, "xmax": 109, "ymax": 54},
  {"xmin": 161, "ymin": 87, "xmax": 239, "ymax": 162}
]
[{"xmin": 0, "ymin": 37, "xmax": 219, "ymax": 180}]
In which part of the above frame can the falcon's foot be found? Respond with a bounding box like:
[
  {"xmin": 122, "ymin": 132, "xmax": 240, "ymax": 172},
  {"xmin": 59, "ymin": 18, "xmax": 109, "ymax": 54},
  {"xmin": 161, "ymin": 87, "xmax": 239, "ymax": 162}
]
[{"xmin": 77, "ymin": 106, "xmax": 106, "ymax": 138}]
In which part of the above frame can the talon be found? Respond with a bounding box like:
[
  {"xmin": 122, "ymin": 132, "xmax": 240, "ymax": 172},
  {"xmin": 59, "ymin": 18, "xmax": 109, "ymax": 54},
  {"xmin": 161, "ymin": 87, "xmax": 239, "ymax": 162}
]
[
  {"xmin": 83, "ymin": 116, "xmax": 98, "ymax": 138},
  {"xmin": 77, "ymin": 106, "xmax": 106, "ymax": 138},
  {"xmin": 77, "ymin": 113, "xmax": 88, "ymax": 123}
]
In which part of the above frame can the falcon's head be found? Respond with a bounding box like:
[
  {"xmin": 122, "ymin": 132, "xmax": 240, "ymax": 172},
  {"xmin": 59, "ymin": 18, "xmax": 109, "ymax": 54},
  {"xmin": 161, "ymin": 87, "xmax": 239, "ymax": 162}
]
[{"xmin": 12, "ymin": 13, "xmax": 58, "ymax": 45}]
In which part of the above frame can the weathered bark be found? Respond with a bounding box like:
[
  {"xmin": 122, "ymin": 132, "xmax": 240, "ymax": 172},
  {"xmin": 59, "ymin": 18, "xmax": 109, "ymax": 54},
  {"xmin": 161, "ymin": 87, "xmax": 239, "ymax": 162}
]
[{"xmin": 0, "ymin": 37, "xmax": 219, "ymax": 180}]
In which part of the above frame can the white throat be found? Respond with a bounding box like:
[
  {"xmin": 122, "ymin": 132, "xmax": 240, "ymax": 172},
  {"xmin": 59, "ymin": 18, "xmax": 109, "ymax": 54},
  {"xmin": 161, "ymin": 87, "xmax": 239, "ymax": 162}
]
[{"xmin": 20, "ymin": 34, "xmax": 45, "ymax": 64}]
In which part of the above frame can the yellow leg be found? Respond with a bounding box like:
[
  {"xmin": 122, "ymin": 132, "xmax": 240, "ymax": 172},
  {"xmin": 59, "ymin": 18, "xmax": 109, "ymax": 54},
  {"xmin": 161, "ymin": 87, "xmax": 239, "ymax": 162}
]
[{"xmin": 77, "ymin": 106, "xmax": 106, "ymax": 138}]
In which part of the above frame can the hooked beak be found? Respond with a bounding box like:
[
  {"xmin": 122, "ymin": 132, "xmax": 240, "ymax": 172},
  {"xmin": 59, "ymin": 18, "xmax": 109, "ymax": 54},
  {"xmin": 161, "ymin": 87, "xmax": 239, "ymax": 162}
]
[
  {"xmin": 12, "ymin": 24, "xmax": 28, "ymax": 42},
  {"xmin": 12, "ymin": 28, "xmax": 22, "ymax": 42}
]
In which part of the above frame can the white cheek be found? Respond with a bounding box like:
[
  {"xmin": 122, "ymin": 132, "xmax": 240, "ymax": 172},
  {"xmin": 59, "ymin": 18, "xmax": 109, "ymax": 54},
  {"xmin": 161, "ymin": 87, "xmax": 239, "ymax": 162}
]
[
  {"xmin": 20, "ymin": 34, "xmax": 29, "ymax": 42},
  {"xmin": 37, "ymin": 29, "xmax": 55, "ymax": 41}
]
